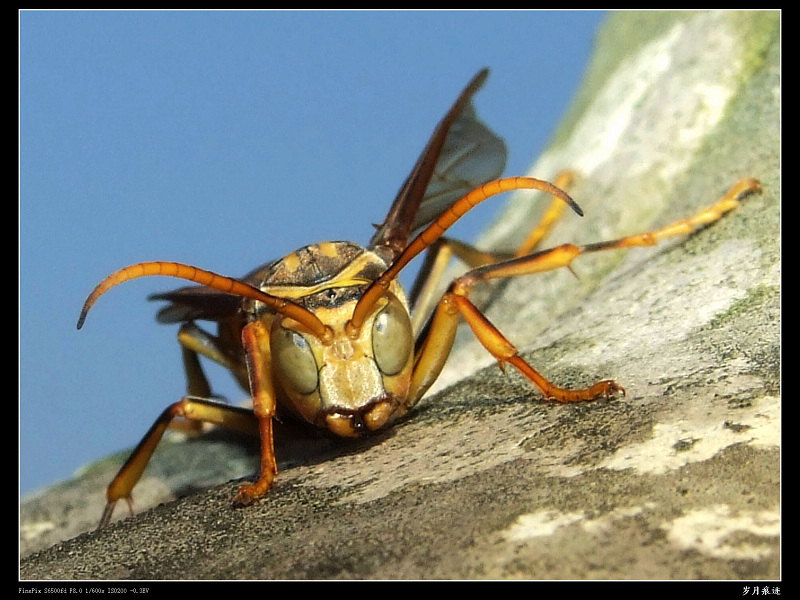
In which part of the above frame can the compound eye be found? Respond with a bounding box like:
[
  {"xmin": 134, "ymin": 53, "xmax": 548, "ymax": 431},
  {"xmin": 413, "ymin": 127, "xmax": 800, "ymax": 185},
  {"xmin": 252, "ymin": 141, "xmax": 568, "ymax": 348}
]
[
  {"xmin": 271, "ymin": 327, "xmax": 319, "ymax": 395},
  {"xmin": 371, "ymin": 298, "xmax": 413, "ymax": 376}
]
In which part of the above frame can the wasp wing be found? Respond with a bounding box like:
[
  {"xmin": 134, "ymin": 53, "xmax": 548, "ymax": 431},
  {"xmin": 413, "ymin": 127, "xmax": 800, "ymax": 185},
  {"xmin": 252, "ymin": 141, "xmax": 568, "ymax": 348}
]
[
  {"xmin": 151, "ymin": 70, "xmax": 506, "ymax": 325},
  {"xmin": 369, "ymin": 69, "xmax": 507, "ymax": 257},
  {"xmin": 407, "ymin": 102, "xmax": 507, "ymax": 237}
]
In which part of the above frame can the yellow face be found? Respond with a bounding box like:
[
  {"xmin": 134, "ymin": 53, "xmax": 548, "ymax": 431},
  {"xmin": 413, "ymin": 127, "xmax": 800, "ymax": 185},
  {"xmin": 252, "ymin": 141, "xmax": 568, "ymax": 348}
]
[{"xmin": 269, "ymin": 288, "xmax": 415, "ymax": 438}]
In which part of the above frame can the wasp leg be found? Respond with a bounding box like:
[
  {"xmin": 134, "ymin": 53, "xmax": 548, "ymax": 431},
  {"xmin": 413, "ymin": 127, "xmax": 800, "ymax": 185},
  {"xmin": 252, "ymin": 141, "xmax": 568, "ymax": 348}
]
[
  {"xmin": 231, "ymin": 320, "xmax": 279, "ymax": 508},
  {"xmin": 408, "ymin": 177, "xmax": 761, "ymax": 405},
  {"xmin": 408, "ymin": 237, "xmax": 515, "ymax": 336},
  {"xmin": 457, "ymin": 177, "xmax": 761, "ymax": 288},
  {"xmin": 166, "ymin": 322, "xmax": 249, "ymax": 435},
  {"xmin": 178, "ymin": 322, "xmax": 249, "ymax": 392},
  {"xmin": 454, "ymin": 291, "xmax": 624, "ymax": 402},
  {"xmin": 99, "ymin": 397, "xmax": 259, "ymax": 528},
  {"xmin": 407, "ymin": 285, "xmax": 622, "ymax": 405},
  {"xmin": 407, "ymin": 290, "xmax": 461, "ymax": 404},
  {"xmin": 577, "ymin": 177, "xmax": 761, "ymax": 251}
]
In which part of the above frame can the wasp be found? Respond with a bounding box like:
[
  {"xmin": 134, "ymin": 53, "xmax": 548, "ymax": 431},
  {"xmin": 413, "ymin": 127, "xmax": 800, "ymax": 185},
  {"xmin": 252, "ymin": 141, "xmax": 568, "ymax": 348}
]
[{"xmin": 78, "ymin": 68, "xmax": 760, "ymax": 528}]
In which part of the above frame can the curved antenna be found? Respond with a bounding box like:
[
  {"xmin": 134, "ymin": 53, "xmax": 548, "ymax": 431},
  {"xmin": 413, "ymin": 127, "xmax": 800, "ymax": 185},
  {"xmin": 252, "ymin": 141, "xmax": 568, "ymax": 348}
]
[
  {"xmin": 348, "ymin": 176, "xmax": 582, "ymax": 334},
  {"xmin": 77, "ymin": 261, "xmax": 333, "ymax": 342}
]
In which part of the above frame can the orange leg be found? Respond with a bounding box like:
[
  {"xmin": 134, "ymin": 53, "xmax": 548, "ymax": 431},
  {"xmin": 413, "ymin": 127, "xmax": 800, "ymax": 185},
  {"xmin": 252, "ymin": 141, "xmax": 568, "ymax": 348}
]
[
  {"xmin": 98, "ymin": 319, "xmax": 280, "ymax": 527},
  {"xmin": 99, "ymin": 397, "xmax": 258, "ymax": 528},
  {"xmin": 578, "ymin": 177, "xmax": 761, "ymax": 252},
  {"xmin": 451, "ymin": 292, "xmax": 623, "ymax": 401},
  {"xmin": 166, "ymin": 323, "xmax": 241, "ymax": 436},
  {"xmin": 407, "ymin": 237, "xmax": 515, "ymax": 336},
  {"xmin": 459, "ymin": 177, "xmax": 761, "ymax": 289},
  {"xmin": 232, "ymin": 319, "xmax": 279, "ymax": 507},
  {"xmin": 408, "ymin": 177, "xmax": 761, "ymax": 405},
  {"xmin": 177, "ymin": 322, "xmax": 248, "ymax": 393},
  {"xmin": 145, "ymin": 322, "xmax": 251, "ymax": 438}
]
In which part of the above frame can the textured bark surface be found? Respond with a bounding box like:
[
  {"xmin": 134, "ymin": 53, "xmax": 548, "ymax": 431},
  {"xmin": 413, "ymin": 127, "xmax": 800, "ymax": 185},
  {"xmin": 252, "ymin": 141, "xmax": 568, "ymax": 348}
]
[{"xmin": 21, "ymin": 11, "xmax": 780, "ymax": 580}]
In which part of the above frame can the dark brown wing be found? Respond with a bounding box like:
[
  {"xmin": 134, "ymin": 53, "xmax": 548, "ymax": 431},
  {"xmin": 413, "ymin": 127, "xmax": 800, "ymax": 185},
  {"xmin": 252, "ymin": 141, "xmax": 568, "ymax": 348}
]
[
  {"xmin": 369, "ymin": 68, "xmax": 507, "ymax": 259},
  {"xmin": 151, "ymin": 70, "xmax": 505, "ymax": 325},
  {"xmin": 149, "ymin": 260, "xmax": 276, "ymax": 324}
]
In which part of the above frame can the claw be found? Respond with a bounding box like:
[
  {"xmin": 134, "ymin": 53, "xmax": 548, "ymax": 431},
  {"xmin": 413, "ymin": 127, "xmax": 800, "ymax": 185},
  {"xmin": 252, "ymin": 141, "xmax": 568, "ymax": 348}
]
[
  {"xmin": 599, "ymin": 379, "xmax": 626, "ymax": 399},
  {"xmin": 97, "ymin": 502, "xmax": 117, "ymax": 530},
  {"xmin": 233, "ymin": 487, "xmax": 255, "ymax": 508},
  {"xmin": 232, "ymin": 472, "xmax": 274, "ymax": 508}
]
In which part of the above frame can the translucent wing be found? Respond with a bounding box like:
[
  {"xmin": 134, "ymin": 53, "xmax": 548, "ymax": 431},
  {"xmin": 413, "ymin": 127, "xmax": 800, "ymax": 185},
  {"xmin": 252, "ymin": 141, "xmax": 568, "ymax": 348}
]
[
  {"xmin": 369, "ymin": 69, "xmax": 507, "ymax": 257},
  {"xmin": 151, "ymin": 70, "xmax": 506, "ymax": 325},
  {"xmin": 408, "ymin": 102, "xmax": 506, "ymax": 236}
]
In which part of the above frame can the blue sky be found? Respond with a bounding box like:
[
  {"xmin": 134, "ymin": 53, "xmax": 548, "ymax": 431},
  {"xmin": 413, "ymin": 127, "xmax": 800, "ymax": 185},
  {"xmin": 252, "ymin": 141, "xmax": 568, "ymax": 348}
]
[{"xmin": 20, "ymin": 10, "xmax": 607, "ymax": 496}]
